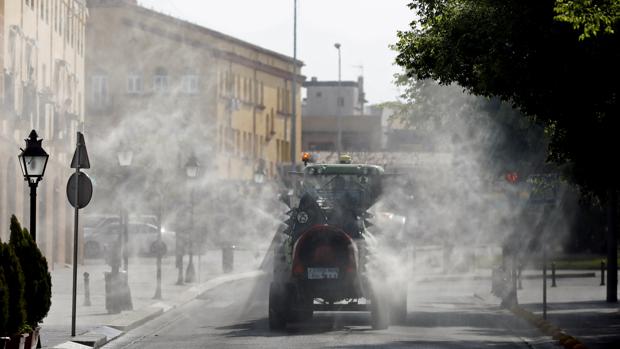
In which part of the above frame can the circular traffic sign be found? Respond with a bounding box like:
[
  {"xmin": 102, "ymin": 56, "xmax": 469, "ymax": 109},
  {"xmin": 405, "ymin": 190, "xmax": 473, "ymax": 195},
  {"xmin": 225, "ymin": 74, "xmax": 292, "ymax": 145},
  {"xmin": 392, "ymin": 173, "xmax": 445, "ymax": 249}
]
[{"xmin": 67, "ymin": 172, "xmax": 93, "ymax": 209}]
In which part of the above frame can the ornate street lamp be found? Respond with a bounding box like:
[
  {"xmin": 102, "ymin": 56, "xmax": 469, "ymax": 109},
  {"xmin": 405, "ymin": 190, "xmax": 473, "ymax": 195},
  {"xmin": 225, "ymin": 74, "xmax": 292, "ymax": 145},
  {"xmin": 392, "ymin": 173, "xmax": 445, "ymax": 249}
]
[
  {"xmin": 253, "ymin": 169, "xmax": 265, "ymax": 185},
  {"xmin": 185, "ymin": 153, "xmax": 199, "ymax": 283},
  {"xmin": 18, "ymin": 130, "xmax": 49, "ymax": 242}
]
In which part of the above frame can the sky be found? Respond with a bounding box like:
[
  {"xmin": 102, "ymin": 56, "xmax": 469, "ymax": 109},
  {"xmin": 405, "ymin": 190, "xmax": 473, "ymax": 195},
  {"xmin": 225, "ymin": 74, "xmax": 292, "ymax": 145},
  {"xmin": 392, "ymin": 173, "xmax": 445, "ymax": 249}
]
[{"xmin": 138, "ymin": 0, "xmax": 413, "ymax": 105}]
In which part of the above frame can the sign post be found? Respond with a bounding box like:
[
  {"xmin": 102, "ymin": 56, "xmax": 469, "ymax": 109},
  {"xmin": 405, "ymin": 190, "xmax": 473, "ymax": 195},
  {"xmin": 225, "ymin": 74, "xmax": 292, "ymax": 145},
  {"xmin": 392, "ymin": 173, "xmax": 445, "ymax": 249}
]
[
  {"xmin": 67, "ymin": 132, "xmax": 92, "ymax": 337},
  {"xmin": 527, "ymin": 173, "xmax": 559, "ymax": 320}
]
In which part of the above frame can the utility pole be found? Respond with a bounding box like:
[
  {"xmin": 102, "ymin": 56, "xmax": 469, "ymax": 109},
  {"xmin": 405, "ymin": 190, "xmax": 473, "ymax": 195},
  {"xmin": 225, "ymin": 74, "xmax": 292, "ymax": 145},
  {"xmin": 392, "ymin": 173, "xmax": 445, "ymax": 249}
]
[
  {"xmin": 335, "ymin": 43, "xmax": 342, "ymax": 159},
  {"xmin": 290, "ymin": 0, "xmax": 298, "ymax": 170}
]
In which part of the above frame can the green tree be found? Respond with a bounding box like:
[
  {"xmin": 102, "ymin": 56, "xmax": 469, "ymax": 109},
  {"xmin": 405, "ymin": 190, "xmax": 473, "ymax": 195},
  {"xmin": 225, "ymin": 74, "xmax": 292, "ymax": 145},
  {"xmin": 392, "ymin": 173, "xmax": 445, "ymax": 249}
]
[
  {"xmin": 9, "ymin": 216, "xmax": 52, "ymax": 327},
  {"xmin": 0, "ymin": 238, "xmax": 26, "ymax": 335},
  {"xmin": 0, "ymin": 264, "xmax": 9, "ymax": 336},
  {"xmin": 394, "ymin": 0, "xmax": 619, "ymax": 197},
  {"xmin": 394, "ymin": 0, "xmax": 619, "ymax": 301},
  {"xmin": 555, "ymin": 0, "xmax": 620, "ymax": 40},
  {"xmin": 388, "ymin": 77, "xmax": 548, "ymax": 177}
]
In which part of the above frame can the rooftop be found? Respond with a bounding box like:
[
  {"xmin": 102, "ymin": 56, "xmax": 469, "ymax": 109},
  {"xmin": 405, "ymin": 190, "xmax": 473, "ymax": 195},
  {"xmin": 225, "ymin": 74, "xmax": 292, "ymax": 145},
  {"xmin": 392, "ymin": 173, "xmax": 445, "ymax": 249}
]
[{"xmin": 88, "ymin": 0, "xmax": 304, "ymax": 67}]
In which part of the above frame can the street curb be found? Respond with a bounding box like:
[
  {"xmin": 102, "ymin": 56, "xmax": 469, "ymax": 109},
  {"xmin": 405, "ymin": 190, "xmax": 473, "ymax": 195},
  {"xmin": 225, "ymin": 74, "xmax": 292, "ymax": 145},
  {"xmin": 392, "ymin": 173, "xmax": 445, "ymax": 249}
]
[
  {"xmin": 106, "ymin": 306, "xmax": 164, "ymax": 331},
  {"xmin": 52, "ymin": 269, "xmax": 266, "ymax": 348},
  {"xmin": 473, "ymin": 293, "xmax": 555, "ymax": 349},
  {"xmin": 509, "ymin": 304, "xmax": 589, "ymax": 349}
]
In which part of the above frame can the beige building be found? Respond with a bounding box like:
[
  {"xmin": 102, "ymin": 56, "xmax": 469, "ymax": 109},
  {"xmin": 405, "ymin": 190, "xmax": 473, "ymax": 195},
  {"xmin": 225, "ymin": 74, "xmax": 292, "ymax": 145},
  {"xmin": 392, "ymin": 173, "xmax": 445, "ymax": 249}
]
[
  {"xmin": 85, "ymin": 0, "xmax": 303, "ymax": 186},
  {"xmin": 0, "ymin": 0, "xmax": 88, "ymax": 265}
]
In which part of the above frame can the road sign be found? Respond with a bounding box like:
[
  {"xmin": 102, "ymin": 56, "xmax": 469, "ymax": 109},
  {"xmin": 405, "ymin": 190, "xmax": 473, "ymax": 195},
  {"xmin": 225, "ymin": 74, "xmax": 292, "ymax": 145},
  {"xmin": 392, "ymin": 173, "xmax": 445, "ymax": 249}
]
[
  {"xmin": 66, "ymin": 172, "xmax": 93, "ymax": 208},
  {"xmin": 70, "ymin": 133, "xmax": 90, "ymax": 169},
  {"xmin": 505, "ymin": 171, "xmax": 518, "ymax": 184},
  {"xmin": 527, "ymin": 173, "xmax": 559, "ymax": 205}
]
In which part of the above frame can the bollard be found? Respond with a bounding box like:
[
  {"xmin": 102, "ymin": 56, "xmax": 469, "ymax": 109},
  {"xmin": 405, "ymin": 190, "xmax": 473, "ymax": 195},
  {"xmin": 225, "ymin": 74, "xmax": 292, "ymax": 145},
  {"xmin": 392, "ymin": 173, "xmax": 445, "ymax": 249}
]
[
  {"xmin": 83, "ymin": 272, "xmax": 91, "ymax": 306},
  {"xmin": 104, "ymin": 271, "xmax": 133, "ymax": 314},
  {"xmin": 222, "ymin": 245, "xmax": 235, "ymax": 273},
  {"xmin": 551, "ymin": 262, "xmax": 557, "ymax": 287},
  {"xmin": 601, "ymin": 260, "xmax": 606, "ymax": 286},
  {"xmin": 517, "ymin": 264, "xmax": 523, "ymax": 290}
]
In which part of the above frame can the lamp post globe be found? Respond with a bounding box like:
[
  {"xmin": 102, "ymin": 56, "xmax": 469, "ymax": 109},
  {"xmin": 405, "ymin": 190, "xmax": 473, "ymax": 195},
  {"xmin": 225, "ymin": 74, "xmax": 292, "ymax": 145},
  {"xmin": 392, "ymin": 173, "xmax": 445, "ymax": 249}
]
[
  {"xmin": 117, "ymin": 149, "xmax": 133, "ymax": 167},
  {"xmin": 253, "ymin": 171, "xmax": 265, "ymax": 185},
  {"xmin": 19, "ymin": 130, "xmax": 49, "ymax": 183},
  {"xmin": 18, "ymin": 130, "xmax": 49, "ymax": 242},
  {"xmin": 185, "ymin": 154, "xmax": 199, "ymax": 178}
]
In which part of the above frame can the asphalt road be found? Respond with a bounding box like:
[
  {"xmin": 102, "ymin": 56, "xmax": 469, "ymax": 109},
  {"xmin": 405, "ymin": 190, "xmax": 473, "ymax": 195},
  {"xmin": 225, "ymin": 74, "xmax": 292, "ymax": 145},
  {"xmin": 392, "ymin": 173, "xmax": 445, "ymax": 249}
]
[{"xmin": 102, "ymin": 272, "xmax": 550, "ymax": 349}]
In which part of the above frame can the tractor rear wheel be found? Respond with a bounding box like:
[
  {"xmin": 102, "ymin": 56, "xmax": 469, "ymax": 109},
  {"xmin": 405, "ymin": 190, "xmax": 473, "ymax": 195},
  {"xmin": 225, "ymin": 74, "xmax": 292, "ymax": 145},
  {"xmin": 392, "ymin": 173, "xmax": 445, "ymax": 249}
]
[{"xmin": 268, "ymin": 282, "xmax": 288, "ymax": 330}]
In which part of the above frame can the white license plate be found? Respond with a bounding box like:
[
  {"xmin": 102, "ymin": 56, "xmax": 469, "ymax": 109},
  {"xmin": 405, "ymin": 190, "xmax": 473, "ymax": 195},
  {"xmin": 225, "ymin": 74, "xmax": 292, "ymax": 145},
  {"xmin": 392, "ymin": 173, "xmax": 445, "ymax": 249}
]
[{"xmin": 307, "ymin": 267, "xmax": 339, "ymax": 280}]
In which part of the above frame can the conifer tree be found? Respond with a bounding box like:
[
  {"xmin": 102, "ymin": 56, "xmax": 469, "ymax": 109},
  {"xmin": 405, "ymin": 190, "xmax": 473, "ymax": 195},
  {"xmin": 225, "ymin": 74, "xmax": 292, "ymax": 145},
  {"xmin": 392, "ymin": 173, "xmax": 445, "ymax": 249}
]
[
  {"xmin": 9, "ymin": 215, "xmax": 52, "ymax": 327},
  {"xmin": 0, "ymin": 237, "xmax": 26, "ymax": 335}
]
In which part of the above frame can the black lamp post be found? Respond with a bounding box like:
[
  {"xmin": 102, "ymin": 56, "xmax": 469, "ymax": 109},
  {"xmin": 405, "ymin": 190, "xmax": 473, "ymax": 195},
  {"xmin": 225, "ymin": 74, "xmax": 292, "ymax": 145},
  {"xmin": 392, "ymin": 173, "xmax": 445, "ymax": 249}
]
[
  {"xmin": 152, "ymin": 170, "xmax": 166, "ymax": 299},
  {"xmin": 184, "ymin": 153, "xmax": 199, "ymax": 283},
  {"xmin": 18, "ymin": 130, "xmax": 49, "ymax": 242},
  {"xmin": 117, "ymin": 148, "xmax": 133, "ymax": 272}
]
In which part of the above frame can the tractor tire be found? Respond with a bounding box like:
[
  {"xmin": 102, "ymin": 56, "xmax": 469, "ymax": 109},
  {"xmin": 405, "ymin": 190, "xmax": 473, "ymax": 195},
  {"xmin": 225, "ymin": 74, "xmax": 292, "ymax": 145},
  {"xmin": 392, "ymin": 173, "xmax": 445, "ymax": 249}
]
[
  {"xmin": 268, "ymin": 282, "xmax": 288, "ymax": 330},
  {"xmin": 290, "ymin": 294, "xmax": 313, "ymax": 323}
]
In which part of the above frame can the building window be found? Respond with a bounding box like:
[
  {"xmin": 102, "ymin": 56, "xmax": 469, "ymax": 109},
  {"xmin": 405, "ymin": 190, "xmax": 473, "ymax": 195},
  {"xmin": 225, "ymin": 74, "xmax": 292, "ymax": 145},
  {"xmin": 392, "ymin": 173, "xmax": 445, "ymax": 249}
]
[
  {"xmin": 153, "ymin": 68, "xmax": 168, "ymax": 93},
  {"xmin": 127, "ymin": 74, "xmax": 143, "ymax": 94},
  {"xmin": 58, "ymin": 2, "xmax": 63, "ymax": 34},
  {"xmin": 337, "ymin": 96, "xmax": 345, "ymax": 107},
  {"xmin": 91, "ymin": 75, "xmax": 109, "ymax": 107},
  {"xmin": 8, "ymin": 31, "xmax": 17, "ymax": 72},
  {"xmin": 181, "ymin": 75, "xmax": 199, "ymax": 94},
  {"xmin": 42, "ymin": 64, "xmax": 47, "ymax": 87},
  {"xmin": 25, "ymin": 43, "xmax": 35, "ymax": 83},
  {"xmin": 65, "ymin": 5, "xmax": 70, "ymax": 43},
  {"xmin": 54, "ymin": 0, "xmax": 58, "ymax": 32}
]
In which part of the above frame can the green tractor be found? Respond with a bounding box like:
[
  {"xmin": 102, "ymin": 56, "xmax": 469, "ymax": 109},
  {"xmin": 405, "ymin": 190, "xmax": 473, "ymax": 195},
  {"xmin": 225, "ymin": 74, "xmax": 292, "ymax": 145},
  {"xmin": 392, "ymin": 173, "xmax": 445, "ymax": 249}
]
[{"xmin": 269, "ymin": 155, "xmax": 408, "ymax": 330}]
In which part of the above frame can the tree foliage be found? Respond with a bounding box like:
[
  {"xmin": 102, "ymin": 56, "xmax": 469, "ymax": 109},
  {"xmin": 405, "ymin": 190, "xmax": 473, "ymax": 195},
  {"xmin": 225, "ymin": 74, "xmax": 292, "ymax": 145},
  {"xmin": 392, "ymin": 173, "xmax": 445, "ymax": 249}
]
[
  {"xmin": 0, "ymin": 237, "xmax": 26, "ymax": 335},
  {"xmin": 388, "ymin": 77, "xmax": 548, "ymax": 178},
  {"xmin": 9, "ymin": 216, "xmax": 52, "ymax": 327},
  {"xmin": 395, "ymin": 0, "xmax": 619, "ymax": 200},
  {"xmin": 0, "ymin": 263, "xmax": 8, "ymax": 336},
  {"xmin": 554, "ymin": 0, "xmax": 620, "ymax": 40}
]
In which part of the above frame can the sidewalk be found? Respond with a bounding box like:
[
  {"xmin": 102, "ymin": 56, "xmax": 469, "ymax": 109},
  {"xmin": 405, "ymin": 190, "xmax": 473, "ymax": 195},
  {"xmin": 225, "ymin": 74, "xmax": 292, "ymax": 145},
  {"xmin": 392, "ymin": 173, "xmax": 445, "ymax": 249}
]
[
  {"xmin": 516, "ymin": 271, "xmax": 619, "ymax": 349},
  {"xmin": 41, "ymin": 249, "xmax": 265, "ymax": 348},
  {"xmin": 415, "ymin": 268, "xmax": 619, "ymax": 348}
]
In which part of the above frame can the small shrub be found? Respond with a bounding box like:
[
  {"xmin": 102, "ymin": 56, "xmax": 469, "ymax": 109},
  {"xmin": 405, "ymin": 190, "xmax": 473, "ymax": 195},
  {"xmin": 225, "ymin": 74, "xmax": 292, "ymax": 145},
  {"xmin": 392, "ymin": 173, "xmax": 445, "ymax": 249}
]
[
  {"xmin": 0, "ymin": 238, "xmax": 26, "ymax": 335},
  {"xmin": 9, "ymin": 216, "xmax": 52, "ymax": 327}
]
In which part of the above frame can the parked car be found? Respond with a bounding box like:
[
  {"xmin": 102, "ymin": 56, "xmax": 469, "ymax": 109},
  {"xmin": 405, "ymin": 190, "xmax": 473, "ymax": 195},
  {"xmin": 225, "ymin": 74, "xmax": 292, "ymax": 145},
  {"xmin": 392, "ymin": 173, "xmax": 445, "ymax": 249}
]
[
  {"xmin": 83, "ymin": 214, "xmax": 158, "ymax": 230},
  {"xmin": 84, "ymin": 221, "xmax": 175, "ymax": 258}
]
